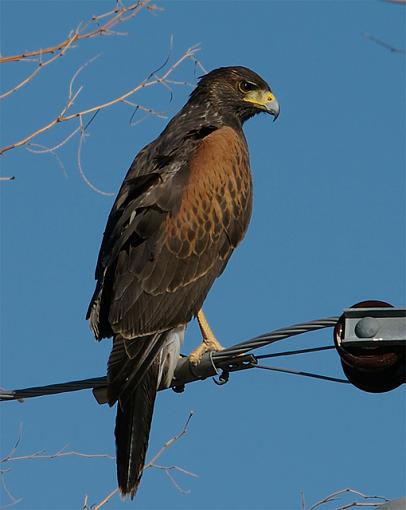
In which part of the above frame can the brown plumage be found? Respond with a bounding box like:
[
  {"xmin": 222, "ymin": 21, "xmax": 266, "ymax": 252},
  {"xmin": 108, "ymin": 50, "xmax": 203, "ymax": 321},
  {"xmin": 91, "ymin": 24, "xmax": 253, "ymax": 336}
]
[{"xmin": 87, "ymin": 66, "xmax": 279, "ymax": 498}]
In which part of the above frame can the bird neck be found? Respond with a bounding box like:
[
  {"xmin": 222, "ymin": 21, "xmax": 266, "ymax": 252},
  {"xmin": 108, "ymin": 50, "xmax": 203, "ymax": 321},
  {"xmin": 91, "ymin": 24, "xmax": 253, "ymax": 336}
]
[{"xmin": 177, "ymin": 99, "xmax": 246, "ymax": 132}]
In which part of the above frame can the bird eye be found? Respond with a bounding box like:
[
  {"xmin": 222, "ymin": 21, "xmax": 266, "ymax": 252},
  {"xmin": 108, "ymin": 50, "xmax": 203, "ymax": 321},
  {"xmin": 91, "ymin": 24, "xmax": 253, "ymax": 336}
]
[{"xmin": 238, "ymin": 80, "xmax": 257, "ymax": 93}]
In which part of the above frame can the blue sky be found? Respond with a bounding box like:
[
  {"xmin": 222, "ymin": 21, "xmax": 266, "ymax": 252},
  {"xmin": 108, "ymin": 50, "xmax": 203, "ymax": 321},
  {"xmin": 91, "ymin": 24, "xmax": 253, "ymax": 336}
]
[{"xmin": 1, "ymin": 1, "xmax": 405, "ymax": 509}]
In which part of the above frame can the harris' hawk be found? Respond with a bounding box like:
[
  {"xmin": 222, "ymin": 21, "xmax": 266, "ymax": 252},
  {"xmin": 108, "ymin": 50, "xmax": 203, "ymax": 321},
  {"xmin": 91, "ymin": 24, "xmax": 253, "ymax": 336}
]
[{"xmin": 87, "ymin": 66, "xmax": 279, "ymax": 498}]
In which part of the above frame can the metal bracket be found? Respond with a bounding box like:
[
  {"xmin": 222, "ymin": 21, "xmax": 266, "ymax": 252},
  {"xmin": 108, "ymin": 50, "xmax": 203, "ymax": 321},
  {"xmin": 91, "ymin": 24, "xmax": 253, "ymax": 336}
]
[
  {"xmin": 171, "ymin": 353, "xmax": 256, "ymax": 392},
  {"xmin": 339, "ymin": 307, "xmax": 406, "ymax": 347}
]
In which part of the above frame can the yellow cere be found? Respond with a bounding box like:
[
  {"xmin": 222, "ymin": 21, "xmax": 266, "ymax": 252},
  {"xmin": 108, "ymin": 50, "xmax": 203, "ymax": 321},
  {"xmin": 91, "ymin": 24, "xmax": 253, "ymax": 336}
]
[{"xmin": 243, "ymin": 89, "xmax": 276, "ymax": 107}]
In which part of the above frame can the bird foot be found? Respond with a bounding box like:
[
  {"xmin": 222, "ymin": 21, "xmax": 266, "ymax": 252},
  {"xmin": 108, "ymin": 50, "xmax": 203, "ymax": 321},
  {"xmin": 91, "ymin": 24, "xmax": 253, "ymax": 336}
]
[
  {"xmin": 188, "ymin": 308, "xmax": 224, "ymax": 365},
  {"xmin": 188, "ymin": 337, "xmax": 224, "ymax": 366}
]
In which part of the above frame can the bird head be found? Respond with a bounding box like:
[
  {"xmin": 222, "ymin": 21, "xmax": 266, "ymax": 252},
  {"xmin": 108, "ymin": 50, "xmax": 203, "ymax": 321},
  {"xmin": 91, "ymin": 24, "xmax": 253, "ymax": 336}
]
[{"xmin": 190, "ymin": 66, "xmax": 280, "ymax": 123}]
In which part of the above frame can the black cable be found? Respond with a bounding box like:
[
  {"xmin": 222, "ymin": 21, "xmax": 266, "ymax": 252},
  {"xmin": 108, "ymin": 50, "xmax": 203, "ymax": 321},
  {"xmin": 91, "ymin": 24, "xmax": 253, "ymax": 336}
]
[
  {"xmin": 213, "ymin": 317, "xmax": 339, "ymax": 359},
  {"xmin": 256, "ymin": 345, "xmax": 335, "ymax": 360},
  {"xmin": 254, "ymin": 364, "xmax": 349, "ymax": 384},
  {"xmin": 0, "ymin": 377, "xmax": 107, "ymax": 401},
  {"xmin": 0, "ymin": 316, "xmax": 340, "ymax": 402}
]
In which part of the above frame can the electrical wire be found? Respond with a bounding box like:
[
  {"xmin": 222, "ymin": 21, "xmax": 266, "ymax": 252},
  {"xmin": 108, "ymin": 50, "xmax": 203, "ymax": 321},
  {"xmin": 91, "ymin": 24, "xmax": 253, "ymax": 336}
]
[
  {"xmin": 0, "ymin": 377, "xmax": 107, "ymax": 401},
  {"xmin": 254, "ymin": 364, "xmax": 349, "ymax": 384},
  {"xmin": 213, "ymin": 317, "xmax": 339, "ymax": 359},
  {"xmin": 0, "ymin": 316, "xmax": 342, "ymax": 402},
  {"xmin": 255, "ymin": 345, "xmax": 335, "ymax": 360}
]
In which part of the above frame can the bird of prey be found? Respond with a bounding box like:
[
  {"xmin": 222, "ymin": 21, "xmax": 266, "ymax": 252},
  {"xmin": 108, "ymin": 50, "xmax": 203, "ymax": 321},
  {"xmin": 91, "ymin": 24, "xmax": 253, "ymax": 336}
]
[{"xmin": 87, "ymin": 66, "xmax": 279, "ymax": 498}]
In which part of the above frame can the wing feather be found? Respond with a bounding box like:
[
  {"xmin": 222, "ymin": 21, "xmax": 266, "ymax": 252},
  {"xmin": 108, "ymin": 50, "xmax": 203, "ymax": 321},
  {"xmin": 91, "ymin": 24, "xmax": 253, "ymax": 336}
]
[{"xmin": 88, "ymin": 125, "xmax": 252, "ymax": 340}]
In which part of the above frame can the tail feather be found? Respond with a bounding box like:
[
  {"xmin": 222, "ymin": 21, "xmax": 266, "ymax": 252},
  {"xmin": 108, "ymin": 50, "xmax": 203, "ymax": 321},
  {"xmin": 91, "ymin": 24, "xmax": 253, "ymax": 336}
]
[
  {"xmin": 109, "ymin": 328, "xmax": 185, "ymax": 499},
  {"xmin": 115, "ymin": 358, "xmax": 159, "ymax": 499},
  {"xmin": 107, "ymin": 333, "xmax": 163, "ymax": 406}
]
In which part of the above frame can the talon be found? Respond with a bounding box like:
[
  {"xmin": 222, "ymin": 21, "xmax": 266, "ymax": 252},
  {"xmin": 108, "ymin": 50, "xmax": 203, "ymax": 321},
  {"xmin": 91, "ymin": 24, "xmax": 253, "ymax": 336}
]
[{"xmin": 188, "ymin": 343, "xmax": 207, "ymax": 366}]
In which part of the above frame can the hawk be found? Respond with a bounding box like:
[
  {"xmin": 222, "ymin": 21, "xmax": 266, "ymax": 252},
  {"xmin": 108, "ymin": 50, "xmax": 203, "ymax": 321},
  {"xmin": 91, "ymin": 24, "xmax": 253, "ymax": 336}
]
[{"xmin": 87, "ymin": 66, "xmax": 279, "ymax": 498}]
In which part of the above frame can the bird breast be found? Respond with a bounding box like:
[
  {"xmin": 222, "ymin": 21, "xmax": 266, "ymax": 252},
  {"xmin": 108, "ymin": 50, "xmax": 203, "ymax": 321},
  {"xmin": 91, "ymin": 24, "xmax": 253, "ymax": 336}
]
[{"xmin": 165, "ymin": 126, "xmax": 253, "ymax": 258}]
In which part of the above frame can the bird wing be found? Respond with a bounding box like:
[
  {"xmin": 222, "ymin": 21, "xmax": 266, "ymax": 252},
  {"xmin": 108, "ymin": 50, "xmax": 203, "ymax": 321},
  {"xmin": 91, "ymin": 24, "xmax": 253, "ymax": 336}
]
[{"xmin": 88, "ymin": 125, "xmax": 252, "ymax": 341}]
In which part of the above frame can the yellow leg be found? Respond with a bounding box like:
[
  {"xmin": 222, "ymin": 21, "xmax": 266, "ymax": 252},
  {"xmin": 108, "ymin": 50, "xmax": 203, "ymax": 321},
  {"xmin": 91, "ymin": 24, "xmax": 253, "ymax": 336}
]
[{"xmin": 188, "ymin": 309, "xmax": 224, "ymax": 365}]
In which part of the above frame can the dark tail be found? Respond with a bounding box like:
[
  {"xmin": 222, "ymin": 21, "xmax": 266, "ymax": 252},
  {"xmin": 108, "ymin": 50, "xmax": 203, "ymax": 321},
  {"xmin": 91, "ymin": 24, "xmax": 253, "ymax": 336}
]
[
  {"xmin": 115, "ymin": 361, "xmax": 159, "ymax": 498},
  {"xmin": 108, "ymin": 333, "xmax": 166, "ymax": 499}
]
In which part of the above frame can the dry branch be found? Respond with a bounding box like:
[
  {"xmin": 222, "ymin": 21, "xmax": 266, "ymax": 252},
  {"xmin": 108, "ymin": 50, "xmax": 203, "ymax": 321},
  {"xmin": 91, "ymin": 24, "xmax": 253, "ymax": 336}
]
[
  {"xmin": 82, "ymin": 411, "xmax": 196, "ymax": 510},
  {"xmin": 2, "ymin": 448, "xmax": 115, "ymax": 463},
  {"xmin": 0, "ymin": 1, "xmax": 159, "ymax": 102},
  {"xmin": 0, "ymin": 2, "xmax": 205, "ymax": 195},
  {"xmin": 0, "ymin": 45, "xmax": 201, "ymax": 157},
  {"xmin": 0, "ymin": 33, "xmax": 78, "ymax": 101},
  {"xmin": 0, "ymin": 1, "xmax": 158, "ymax": 65},
  {"xmin": 308, "ymin": 488, "xmax": 388, "ymax": 510},
  {"xmin": 1, "ymin": 414, "xmax": 195, "ymax": 509}
]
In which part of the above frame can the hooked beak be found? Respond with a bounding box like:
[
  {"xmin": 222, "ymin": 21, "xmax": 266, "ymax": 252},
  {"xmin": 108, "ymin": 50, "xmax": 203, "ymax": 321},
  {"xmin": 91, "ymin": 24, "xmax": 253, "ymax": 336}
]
[
  {"xmin": 264, "ymin": 95, "xmax": 280, "ymax": 121},
  {"xmin": 243, "ymin": 89, "xmax": 280, "ymax": 121}
]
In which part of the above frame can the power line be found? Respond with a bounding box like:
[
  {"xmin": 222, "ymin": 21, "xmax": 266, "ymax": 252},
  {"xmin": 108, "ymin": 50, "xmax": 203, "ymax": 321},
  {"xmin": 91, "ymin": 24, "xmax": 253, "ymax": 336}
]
[
  {"xmin": 0, "ymin": 316, "xmax": 344, "ymax": 403},
  {"xmin": 254, "ymin": 365, "xmax": 349, "ymax": 384}
]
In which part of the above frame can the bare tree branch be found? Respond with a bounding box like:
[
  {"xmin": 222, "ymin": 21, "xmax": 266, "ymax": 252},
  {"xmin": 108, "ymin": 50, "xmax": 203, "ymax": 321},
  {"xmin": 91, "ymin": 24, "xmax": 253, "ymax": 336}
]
[
  {"xmin": 149, "ymin": 463, "xmax": 198, "ymax": 495},
  {"xmin": 89, "ymin": 487, "xmax": 119, "ymax": 510},
  {"xmin": 1, "ymin": 4, "xmax": 205, "ymax": 195},
  {"xmin": 82, "ymin": 411, "xmax": 196, "ymax": 510},
  {"xmin": 0, "ymin": 1, "xmax": 159, "ymax": 65},
  {"xmin": 62, "ymin": 45, "xmax": 199, "ymax": 123},
  {"xmin": 308, "ymin": 488, "xmax": 389, "ymax": 510},
  {"xmin": 2, "ymin": 447, "xmax": 115, "ymax": 463},
  {"xmin": 76, "ymin": 124, "xmax": 115, "ymax": 196},
  {"xmin": 0, "ymin": 45, "xmax": 201, "ymax": 157},
  {"xmin": 0, "ymin": 424, "xmax": 115, "ymax": 508},
  {"xmin": 0, "ymin": 472, "xmax": 23, "ymax": 510},
  {"xmin": 144, "ymin": 410, "xmax": 194, "ymax": 470},
  {"xmin": 27, "ymin": 143, "xmax": 68, "ymax": 177},
  {"xmin": 0, "ymin": 32, "xmax": 79, "ymax": 101},
  {"xmin": 0, "ymin": 427, "xmax": 114, "ymax": 465},
  {"xmin": 1, "ymin": 413, "xmax": 195, "ymax": 508},
  {"xmin": 0, "ymin": 1, "xmax": 161, "ymax": 103}
]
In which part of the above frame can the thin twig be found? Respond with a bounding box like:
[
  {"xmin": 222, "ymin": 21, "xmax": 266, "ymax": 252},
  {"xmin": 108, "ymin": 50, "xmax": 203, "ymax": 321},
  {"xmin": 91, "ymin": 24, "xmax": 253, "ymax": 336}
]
[
  {"xmin": 337, "ymin": 503, "xmax": 386, "ymax": 510},
  {"xmin": 0, "ymin": 45, "xmax": 201, "ymax": 156},
  {"xmin": 92, "ymin": 487, "xmax": 119, "ymax": 510},
  {"xmin": 0, "ymin": 84, "xmax": 81, "ymax": 156},
  {"xmin": 0, "ymin": 1, "xmax": 157, "ymax": 64},
  {"xmin": 151, "ymin": 463, "xmax": 198, "ymax": 479},
  {"xmin": 362, "ymin": 32, "xmax": 405, "ymax": 53},
  {"xmin": 1, "ymin": 424, "xmax": 23, "ymax": 464},
  {"xmin": 123, "ymin": 99, "xmax": 167, "ymax": 119},
  {"xmin": 301, "ymin": 490, "xmax": 306, "ymax": 510},
  {"xmin": 309, "ymin": 488, "xmax": 388, "ymax": 510},
  {"xmin": 144, "ymin": 411, "xmax": 194, "ymax": 470},
  {"xmin": 3, "ymin": 449, "xmax": 114, "ymax": 462},
  {"xmin": 85, "ymin": 412, "xmax": 195, "ymax": 509},
  {"xmin": 76, "ymin": 123, "xmax": 115, "ymax": 196},
  {"xmin": 149, "ymin": 463, "xmax": 198, "ymax": 494},
  {"xmin": 69, "ymin": 54, "xmax": 101, "ymax": 99},
  {"xmin": 0, "ymin": 31, "xmax": 78, "ymax": 100},
  {"xmin": 0, "ymin": 469, "xmax": 22, "ymax": 509},
  {"xmin": 27, "ymin": 128, "xmax": 80, "ymax": 154},
  {"xmin": 0, "ymin": 2, "xmax": 159, "ymax": 102},
  {"xmin": 1, "ymin": 426, "xmax": 115, "ymax": 467},
  {"xmin": 27, "ymin": 143, "xmax": 68, "ymax": 177},
  {"xmin": 161, "ymin": 468, "xmax": 190, "ymax": 495},
  {"xmin": 62, "ymin": 45, "xmax": 200, "ymax": 122}
]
